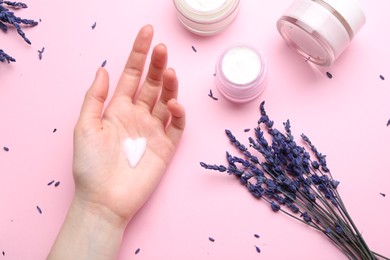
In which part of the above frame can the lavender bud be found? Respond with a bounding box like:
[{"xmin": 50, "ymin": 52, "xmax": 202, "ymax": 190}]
[
  {"xmin": 0, "ymin": 49, "xmax": 16, "ymax": 63},
  {"xmin": 271, "ymin": 201, "xmax": 280, "ymax": 212},
  {"xmin": 288, "ymin": 203, "xmax": 300, "ymax": 214},
  {"xmin": 300, "ymin": 212, "xmax": 312, "ymax": 223},
  {"xmin": 311, "ymin": 161, "xmax": 320, "ymax": 169},
  {"xmin": 331, "ymin": 180, "xmax": 340, "ymax": 189}
]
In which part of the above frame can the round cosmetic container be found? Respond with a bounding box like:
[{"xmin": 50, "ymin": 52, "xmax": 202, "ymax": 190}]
[
  {"xmin": 215, "ymin": 45, "xmax": 267, "ymax": 103},
  {"xmin": 173, "ymin": 0, "xmax": 240, "ymax": 36},
  {"xmin": 277, "ymin": 0, "xmax": 366, "ymax": 66}
]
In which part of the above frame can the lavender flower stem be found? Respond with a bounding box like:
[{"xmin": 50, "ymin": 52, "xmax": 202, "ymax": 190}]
[
  {"xmin": 332, "ymin": 189, "xmax": 376, "ymax": 259},
  {"xmin": 372, "ymin": 251, "xmax": 390, "ymax": 260}
]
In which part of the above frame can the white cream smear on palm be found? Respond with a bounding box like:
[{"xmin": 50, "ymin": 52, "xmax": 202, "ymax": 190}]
[{"xmin": 123, "ymin": 137, "xmax": 147, "ymax": 168}]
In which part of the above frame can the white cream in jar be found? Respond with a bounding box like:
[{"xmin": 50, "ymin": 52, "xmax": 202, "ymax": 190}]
[
  {"xmin": 173, "ymin": 0, "xmax": 240, "ymax": 36},
  {"xmin": 277, "ymin": 0, "xmax": 366, "ymax": 66},
  {"xmin": 215, "ymin": 45, "xmax": 267, "ymax": 103}
]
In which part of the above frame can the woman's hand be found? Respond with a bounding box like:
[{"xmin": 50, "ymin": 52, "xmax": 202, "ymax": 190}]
[
  {"xmin": 72, "ymin": 24, "xmax": 185, "ymax": 225},
  {"xmin": 48, "ymin": 24, "xmax": 185, "ymax": 260}
]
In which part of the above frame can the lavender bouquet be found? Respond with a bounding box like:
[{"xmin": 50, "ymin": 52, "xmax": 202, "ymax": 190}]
[
  {"xmin": 0, "ymin": 0, "xmax": 38, "ymax": 62},
  {"xmin": 201, "ymin": 101, "xmax": 389, "ymax": 259}
]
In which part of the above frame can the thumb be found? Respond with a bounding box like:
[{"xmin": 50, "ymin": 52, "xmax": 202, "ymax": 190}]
[{"xmin": 78, "ymin": 68, "xmax": 109, "ymax": 126}]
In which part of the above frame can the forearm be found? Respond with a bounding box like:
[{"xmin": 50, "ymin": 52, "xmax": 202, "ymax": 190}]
[{"xmin": 47, "ymin": 195, "xmax": 127, "ymax": 260}]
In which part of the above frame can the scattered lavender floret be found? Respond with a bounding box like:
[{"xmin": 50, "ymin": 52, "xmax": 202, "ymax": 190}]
[
  {"xmin": 254, "ymin": 234, "xmax": 260, "ymax": 238},
  {"xmin": 135, "ymin": 248, "xmax": 140, "ymax": 255},
  {"xmin": 208, "ymin": 89, "xmax": 218, "ymax": 101},
  {"xmin": 0, "ymin": 49, "xmax": 15, "ymax": 63},
  {"xmin": 47, "ymin": 180, "xmax": 55, "ymax": 186},
  {"xmin": 380, "ymin": 193, "xmax": 386, "ymax": 197},
  {"xmin": 387, "ymin": 119, "xmax": 390, "ymax": 127},
  {"xmin": 38, "ymin": 47, "xmax": 45, "ymax": 60},
  {"xmin": 326, "ymin": 72, "xmax": 333, "ymax": 79},
  {"xmin": 54, "ymin": 181, "xmax": 60, "ymax": 187},
  {"xmin": 380, "ymin": 75, "xmax": 385, "ymax": 80},
  {"xmin": 244, "ymin": 128, "xmax": 251, "ymax": 132},
  {"xmin": 3, "ymin": 146, "xmax": 9, "ymax": 152},
  {"xmin": 200, "ymin": 101, "xmax": 387, "ymax": 259},
  {"xmin": 191, "ymin": 45, "xmax": 197, "ymax": 52},
  {"xmin": 91, "ymin": 22, "xmax": 96, "ymax": 29},
  {"xmin": 101, "ymin": 60, "xmax": 107, "ymax": 67},
  {"xmin": 255, "ymin": 245, "xmax": 261, "ymax": 253},
  {"xmin": 2, "ymin": 251, "xmax": 4, "ymax": 256},
  {"xmin": 36, "ymin": 206, "xmax": 42, "ymax": 214},
  {"xmin": 53, "ymin": 128, "xmax": 57, "ymax": 133},
  {"xmin": 208, "ymin": 237, "xmax": 215, "ymax": 242}
]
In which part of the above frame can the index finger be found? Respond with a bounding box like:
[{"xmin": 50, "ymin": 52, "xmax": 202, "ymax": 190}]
[{"xmin": 113, "ymin": 25, "xmax": 154, "ymax": 100}]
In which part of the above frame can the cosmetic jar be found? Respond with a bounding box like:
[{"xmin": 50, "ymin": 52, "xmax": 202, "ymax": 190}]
[
  {"xmin": 215, "ymin": 45, "xmax": 267, "ymax": 103},
  {"xmin": 173, "ymin": 0, "xmax": 240, "ymax": 36},
  {"xmin": 277, "ymin": 0, "xmax": 366, "ymax": 66}
]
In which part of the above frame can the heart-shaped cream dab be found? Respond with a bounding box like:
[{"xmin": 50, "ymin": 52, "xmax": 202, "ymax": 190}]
[{"xmin": 123, "ymin": 137, "xmax": 147, "ymax": 168}]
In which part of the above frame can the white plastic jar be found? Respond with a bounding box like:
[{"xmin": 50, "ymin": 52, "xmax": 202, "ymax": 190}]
[
  {"xmin": 277, "ymin": 0, "xmax": 366, "ymax": 66},
  {"xmin": 215, "ymin": 45, "xmax": 267, "ymax": 103},
  {"xmin": 173, "ymin": 0, "xmax": 240, "ymax": 36}
]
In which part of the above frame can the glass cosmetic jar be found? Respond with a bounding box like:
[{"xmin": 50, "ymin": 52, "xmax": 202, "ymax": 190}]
[
  {"xmin": 277, "ymin": 0, "xmax": 366, "ymax": 66},
  {"xmin": 215, "ymin": 45, "xmax": 267, "ymax": 103},
  {"xmin": 173, "ymin": 0, "xmax": 240, "ymax": 36}
]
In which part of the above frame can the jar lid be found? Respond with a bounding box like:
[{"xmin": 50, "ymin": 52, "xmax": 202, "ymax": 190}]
[{"xmin": 319, "ymin": 0, "xmax": 366, "ymax": 39}]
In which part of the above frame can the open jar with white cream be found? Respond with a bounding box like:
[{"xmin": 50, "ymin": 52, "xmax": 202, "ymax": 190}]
[
  {"xmin": 173, "ymin": 0, "xmax": 240, "ymax": 36},
  {"xmin": 215, "ymin": 45, "xmax": 267, "ymax": 103},
  {"xmin": 277, "ymin": 0, "xmax": 366, "ymax": 66}
]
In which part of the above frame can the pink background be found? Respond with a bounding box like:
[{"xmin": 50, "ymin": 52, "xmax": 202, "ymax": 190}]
[{"xmin": 1, "ymin": 0, "xmax": 389, "ymax": 259}]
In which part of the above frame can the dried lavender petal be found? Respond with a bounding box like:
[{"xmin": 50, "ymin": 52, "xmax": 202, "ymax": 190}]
[
  {"xmin": 380, "ymin": 75, "xmax": 385, "ymax": 80},
  {"xmin": 36, "ymin": 206, "xmax": 42, "ymax": 214},
  {"xmin": 191, "ymin": 45, "xmax": 197, "ymax": 52},
  {"xmin": 53, "ymin": 128, "xmax": 57, "ymax": 133},
  {"xmin": 255, "ymin": 245, "xmax": 261, "ymax": 253},
  {"xmin": 3, "ymin": 146, "xmax": 9, "ymax": 152},
  {"xmin": 380, "ymin": 193, "xmax": 386, "ymax": 197},
  {"xmin": 37, "ymin": 47, "xmax": 45, "ymax": 60},
  {"xmin": 326, "ymin": 72, "xmax": 333, "ymax": 79},
  {"xmin": 254, "ymin": 234, "xmax": 260, "ymax": 238},
  {"xmin": 2, "ymin": 251, "xmax": 4, "ymax": 256},
  {"xmin": 387, "ymin": 119, "xmax": 390, "ymax": 126},
  {"xmin": 208, "ymin": 89, "xmax": 218, "ymax": 101},
  {"xmin": 54, "ymin": 181, "xmax": 60, "ymax": 187},
  {"xmin": 208, "ymin": 237, "xmax": 215, "ymax": 242},
  {"xmin": 101, "ymin": 60, "xmax": 107, "ymax": 67},
  {"xmin": 244, "ymin": 128, "xmax": 250, "ymax": 132},
  {"xmin": 47, "ymin": 180, "xmax": 55, "ymax": 186},
  {"xmin": 135, "ymin": 248, "xmax": 140, "ymax": 255},
  {"xmin": 91, "ymin": 22, "xmax": 96, "ymax": 29}
]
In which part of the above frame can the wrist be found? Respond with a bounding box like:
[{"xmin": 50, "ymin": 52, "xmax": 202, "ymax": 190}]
[
  {"xmin": 72, "ymin": 192, "xmax": 130, "ymax": 230},
  {"xmin": 48, "ymin": 194, "xmax": 128, "ymax": 260}
]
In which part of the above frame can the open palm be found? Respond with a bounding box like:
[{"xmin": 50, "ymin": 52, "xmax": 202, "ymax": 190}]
[{"xmin": 72, "ymin": 25, "xmax": 186, "ymax": 224}]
